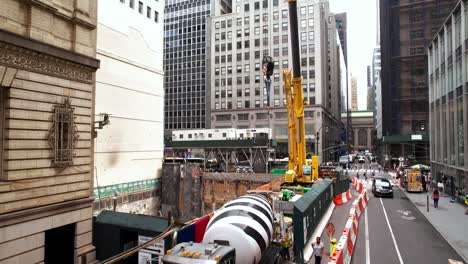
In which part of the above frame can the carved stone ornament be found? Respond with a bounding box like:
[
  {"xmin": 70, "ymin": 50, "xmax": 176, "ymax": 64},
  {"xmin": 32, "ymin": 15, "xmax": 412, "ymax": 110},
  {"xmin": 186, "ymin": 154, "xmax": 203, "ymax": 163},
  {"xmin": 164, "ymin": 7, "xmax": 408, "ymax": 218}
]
[
  {"xmin": 48, "ymin": 97, "xmax": 80, "ymax": 168},
  {"xmin": 0, "ymin": 41, "xmax": 93, "ymax": 83}
]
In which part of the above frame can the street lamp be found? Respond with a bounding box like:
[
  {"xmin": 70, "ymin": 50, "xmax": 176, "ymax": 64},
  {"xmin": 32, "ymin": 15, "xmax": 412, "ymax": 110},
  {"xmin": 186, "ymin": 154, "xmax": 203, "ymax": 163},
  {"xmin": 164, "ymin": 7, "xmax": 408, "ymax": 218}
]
[{"xmin": 316, "ymin": 126, "xmax": 329, "ymax": 158}]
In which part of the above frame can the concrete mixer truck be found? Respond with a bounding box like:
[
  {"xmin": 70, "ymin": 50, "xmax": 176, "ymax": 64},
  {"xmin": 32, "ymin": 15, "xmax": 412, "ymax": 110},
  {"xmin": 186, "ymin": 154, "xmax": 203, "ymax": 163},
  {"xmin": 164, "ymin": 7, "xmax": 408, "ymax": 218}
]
[{"xmin": 161, "ymin": 194, "xmax": 286, "ymax": 264}]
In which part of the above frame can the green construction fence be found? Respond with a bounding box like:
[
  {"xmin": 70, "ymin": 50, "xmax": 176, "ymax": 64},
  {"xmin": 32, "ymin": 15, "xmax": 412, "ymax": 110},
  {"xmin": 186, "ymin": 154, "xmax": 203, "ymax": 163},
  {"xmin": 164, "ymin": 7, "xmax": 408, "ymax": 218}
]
[{"xmin": 293, "ymin": 178, "xmax": 333, "ymax": 263}]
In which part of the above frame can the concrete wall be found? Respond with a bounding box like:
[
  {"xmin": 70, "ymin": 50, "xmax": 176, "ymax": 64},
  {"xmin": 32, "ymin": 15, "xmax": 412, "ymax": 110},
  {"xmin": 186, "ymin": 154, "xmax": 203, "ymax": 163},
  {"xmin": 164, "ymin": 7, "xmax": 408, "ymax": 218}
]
[{"xmin": 94, "ymin": 0, "xmax": 164, "ymax": 189}]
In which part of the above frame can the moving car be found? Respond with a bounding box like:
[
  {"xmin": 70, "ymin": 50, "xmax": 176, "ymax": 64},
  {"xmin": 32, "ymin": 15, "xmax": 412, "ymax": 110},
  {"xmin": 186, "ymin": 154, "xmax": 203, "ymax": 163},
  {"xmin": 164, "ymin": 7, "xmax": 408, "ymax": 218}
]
[
  {"xmin": 339, "ymin": 155, "xmax": 350, "ymax": 165},
  {"xmin": 372, "ymin": 177, "xmax": 393, "ymax": 198}
]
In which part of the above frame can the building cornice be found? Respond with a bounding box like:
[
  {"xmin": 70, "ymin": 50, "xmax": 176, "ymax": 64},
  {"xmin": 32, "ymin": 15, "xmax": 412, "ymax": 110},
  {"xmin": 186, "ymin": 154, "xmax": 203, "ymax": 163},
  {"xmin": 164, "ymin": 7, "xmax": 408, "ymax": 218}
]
[{"xmin": 0, "ymin": 29, "xmax": 99, "ymax": 84}]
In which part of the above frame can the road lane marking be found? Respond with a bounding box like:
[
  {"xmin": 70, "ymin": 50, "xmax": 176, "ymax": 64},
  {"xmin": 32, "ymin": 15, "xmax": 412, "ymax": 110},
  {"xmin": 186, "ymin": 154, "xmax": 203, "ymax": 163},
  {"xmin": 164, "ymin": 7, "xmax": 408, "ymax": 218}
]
[
  {"xmin": 380, "ymin": 198, "xmax": 404, "ymax": 264},
  {"xmin": 365, "ymin": 209, "xmax": 370, "ymax": 264}
]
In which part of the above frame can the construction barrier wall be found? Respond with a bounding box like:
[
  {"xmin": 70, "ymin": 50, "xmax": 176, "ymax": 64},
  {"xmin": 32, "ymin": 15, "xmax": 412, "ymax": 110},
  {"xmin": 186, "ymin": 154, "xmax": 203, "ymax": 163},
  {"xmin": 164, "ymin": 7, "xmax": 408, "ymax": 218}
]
[
  {"xmin": 293, "ymin": 178, "xmax": 333, "ymax": 263},
  {"xmin": 333, "ymin": 178, "xmax": 350, "ymax": 196}
]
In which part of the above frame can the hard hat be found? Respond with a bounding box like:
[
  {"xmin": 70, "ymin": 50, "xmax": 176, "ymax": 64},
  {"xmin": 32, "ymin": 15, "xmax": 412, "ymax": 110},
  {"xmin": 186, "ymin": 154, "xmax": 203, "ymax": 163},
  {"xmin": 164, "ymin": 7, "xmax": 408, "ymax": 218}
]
[{"xmin": 331, "ymin": 238, "xmax": 337, "ymax": 243}]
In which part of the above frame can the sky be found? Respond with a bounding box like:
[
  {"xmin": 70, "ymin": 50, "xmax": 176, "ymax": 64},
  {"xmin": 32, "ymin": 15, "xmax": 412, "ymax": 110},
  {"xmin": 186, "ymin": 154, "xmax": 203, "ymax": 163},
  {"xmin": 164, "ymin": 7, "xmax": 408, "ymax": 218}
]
[{"xmin": 329, "ymin": 0, "xmax": 378, "ymax": 110}]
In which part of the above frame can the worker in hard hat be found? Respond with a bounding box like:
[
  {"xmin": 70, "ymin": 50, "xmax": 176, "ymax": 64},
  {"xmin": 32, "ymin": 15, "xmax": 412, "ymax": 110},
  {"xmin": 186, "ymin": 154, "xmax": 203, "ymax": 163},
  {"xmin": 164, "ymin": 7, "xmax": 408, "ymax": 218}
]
[
  {"xmin": 280, "ymin": 228, "xmax": 291, "ymax": 260},
  {"xmin": 330, "ymin": 238, "xmax": 337, "ymax": 257}
]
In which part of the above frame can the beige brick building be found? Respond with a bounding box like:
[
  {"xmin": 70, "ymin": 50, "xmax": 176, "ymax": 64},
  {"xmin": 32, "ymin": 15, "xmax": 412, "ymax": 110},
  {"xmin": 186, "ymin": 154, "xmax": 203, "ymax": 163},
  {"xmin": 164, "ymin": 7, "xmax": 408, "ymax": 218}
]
[{"xmin": 0, "ymin": 1, "xmax": 99, "ymax": 263}]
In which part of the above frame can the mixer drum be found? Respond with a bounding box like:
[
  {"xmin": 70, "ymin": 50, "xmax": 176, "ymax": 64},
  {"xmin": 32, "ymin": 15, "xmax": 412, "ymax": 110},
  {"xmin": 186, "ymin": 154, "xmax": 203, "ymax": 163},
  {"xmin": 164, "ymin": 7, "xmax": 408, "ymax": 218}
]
[{"xmin": 202, "ymin": 194, "xmax": 273, "ymax": 264}]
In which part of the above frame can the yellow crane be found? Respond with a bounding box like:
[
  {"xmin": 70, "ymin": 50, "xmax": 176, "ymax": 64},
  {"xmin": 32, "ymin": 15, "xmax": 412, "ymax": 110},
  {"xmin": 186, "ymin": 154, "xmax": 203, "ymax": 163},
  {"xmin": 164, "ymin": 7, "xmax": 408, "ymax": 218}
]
[{"xmin": 282, "ymin": 0, "xmax": 318, "ymax": 186}]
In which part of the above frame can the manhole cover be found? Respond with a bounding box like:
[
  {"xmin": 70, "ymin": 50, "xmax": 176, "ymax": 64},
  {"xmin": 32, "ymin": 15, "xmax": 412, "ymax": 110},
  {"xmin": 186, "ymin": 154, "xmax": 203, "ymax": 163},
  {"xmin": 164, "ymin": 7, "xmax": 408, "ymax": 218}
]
[{"xmin": 414, "ymin": 202, "xmax": 425, "ymax": 207}]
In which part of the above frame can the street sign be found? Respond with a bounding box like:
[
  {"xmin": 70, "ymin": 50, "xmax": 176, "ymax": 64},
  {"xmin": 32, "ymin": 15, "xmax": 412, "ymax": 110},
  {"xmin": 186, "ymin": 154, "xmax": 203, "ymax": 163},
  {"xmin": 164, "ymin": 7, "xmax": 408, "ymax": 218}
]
[
  {"xmin": 326, "ymin": 222, "xmax": 335, "ymax": 237},
  {"xmin": 138, "ymin": 236, "xmax": 164, "ymax": 264}
]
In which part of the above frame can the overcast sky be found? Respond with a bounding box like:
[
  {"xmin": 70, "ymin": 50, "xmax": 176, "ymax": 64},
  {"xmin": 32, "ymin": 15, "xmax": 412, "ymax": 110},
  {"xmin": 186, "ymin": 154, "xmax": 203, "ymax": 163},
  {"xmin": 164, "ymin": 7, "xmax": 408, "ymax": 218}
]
[{"xmin": 329, "ymin": 0, "xmax": 378, "ymax": 110}]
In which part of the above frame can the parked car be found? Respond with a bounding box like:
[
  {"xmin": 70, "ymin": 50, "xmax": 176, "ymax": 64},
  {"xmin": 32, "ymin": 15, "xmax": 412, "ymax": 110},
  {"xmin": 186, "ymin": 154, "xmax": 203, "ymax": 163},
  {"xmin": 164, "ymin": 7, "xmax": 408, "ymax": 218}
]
[{"xmin": 372, "ymin": 177, "xmax": 393, "ymax": 198}]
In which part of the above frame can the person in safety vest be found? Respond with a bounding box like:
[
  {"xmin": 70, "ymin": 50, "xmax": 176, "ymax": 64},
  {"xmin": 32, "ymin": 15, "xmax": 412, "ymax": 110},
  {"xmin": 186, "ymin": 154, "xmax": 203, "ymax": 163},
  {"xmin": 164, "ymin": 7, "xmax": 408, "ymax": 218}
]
[
  {"xmin": 465, "ymin": 194, "xmax": 468, "ymax": 215},
  {"xmin": 280, "ymin": 228, "xmax": 291, "ymax": 260},
  {"xmin": 330, "ymin": 238, "xmax": 337, "ymax": 257}
]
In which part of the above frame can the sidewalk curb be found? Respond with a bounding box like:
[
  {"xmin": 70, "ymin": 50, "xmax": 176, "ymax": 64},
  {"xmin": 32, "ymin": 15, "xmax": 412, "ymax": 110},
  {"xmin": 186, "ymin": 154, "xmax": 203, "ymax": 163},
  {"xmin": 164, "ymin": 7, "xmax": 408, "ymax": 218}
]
[
  {"xmin": 303, "ymin": 202, "xmax": 336, "ymax": 263},
  {"xmin": 400, "ymin": 188, "xmax": 468, "ymax": 264}
]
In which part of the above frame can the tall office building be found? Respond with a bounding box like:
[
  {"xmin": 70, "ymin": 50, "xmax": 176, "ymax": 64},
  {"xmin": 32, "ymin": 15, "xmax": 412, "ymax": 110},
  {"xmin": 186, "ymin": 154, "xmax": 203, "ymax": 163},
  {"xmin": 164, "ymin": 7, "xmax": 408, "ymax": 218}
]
[
  {"xmin": 209, "ymin": 0, "xmax": 345, "ymax": 162},
  {"xmin": 164, "ymin": 0, "xmax": 232, "ymax": 131},
  {"xmin": 373, "ymin": 46, "xmax": 383, "ymax": 139},
  {"xmin": 334, "ymin": 12, "xmax": 348, "ymax": 65},
  {"xmin": 428, "ymin": 1, "xmax": 467, "ymax": 194},
  {"xmin": 351, "ymin": 77, "xmax": 358, "ymax": 111},
  {"xmin": 367, "ymin": 66, "xmax": 374, "ymax": 111},
  {"xmin": 380, "ymin": 0, "xmax": 457, "ymax": 163}
]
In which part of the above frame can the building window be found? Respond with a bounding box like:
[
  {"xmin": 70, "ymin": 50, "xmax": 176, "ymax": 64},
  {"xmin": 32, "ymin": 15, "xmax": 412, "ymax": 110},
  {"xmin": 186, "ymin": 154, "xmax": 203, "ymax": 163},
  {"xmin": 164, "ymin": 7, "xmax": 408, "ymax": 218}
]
[
  {"xmin": 282, "ymin": 35, "xmax": 288, "ymax": 43},
  {"xmin": 129, "ymin": 0, "xmax": 135, "ymax": 8},
  {"xmin": 301, "ymin": 19, "xmax": 306, "ymax": 28},
  {"xmin": 308, "ymin": 5, "xmax": 314, "ymax": 14},
  {"xmin": 237, "ymin": 18, "xmax": 242, "ymax": 26},
  {"xmin": 48, "ymin": 98, "xmax": 78, "ymax": 168},
  {"xmin": 245, "ymin": 3, "xmax": 250, "ymax": 12},
  {"xmin": 245, "ymin": 17, "xmax": 250, "ymax": 25},
  {"xmin": 147, "ymin": 6, "xmax": 151, "ymax": 18},
  {"xmin": 273, "ymin": 11, "xmax": 279, "ymax": 20},
  {"xmin": 255, "ymin": 100, "xmax": 261, "ymax": 108},
  {"xmin": 255, "ymin": 1, "xmax": 260, "ymax": 10},
  {"xmin": 255, "ymin": 27, "xmax": 260, "ymax": 35},
  {"xmin": 245, "ymin": 88, "xmax": 250, "ymax": 96},
  {"xmin": 309, "ymin": 18, "xmax": 314, "ymax": 27},
  {"xmin": 283, "ymin": 47, "xmax": 289, "ymax": 56},
  {"xmin": 255, "ymin": 15, "xmax": 260, "ymax": 23},
  {"xmin": 237, "ymin": 101, "xmax": 243, "ymax": 108},
  {"xmin": 138, "ymin": 1, "xmax": 143, "ymax": 13},
  {"xmin": 282, "ymin": 22, "xmax": 288, "ymax": 31},
  {"xmin": 255, "ymin": 75, "xmax": 260, "ymax": 83},
  {"xmin": 282, "ymin": 9, "xmax": 288, "ymax": 18},
  {"xmin": 300, "ymin": 6, "xmax": 306, "ymax": 16},
  {"xmin": 301, "ymin": 32, "xmax": 307, "ymax": 41},
  {"xmin": 154, "ymin": 11, "xmax": 159, "ymax": 22}
]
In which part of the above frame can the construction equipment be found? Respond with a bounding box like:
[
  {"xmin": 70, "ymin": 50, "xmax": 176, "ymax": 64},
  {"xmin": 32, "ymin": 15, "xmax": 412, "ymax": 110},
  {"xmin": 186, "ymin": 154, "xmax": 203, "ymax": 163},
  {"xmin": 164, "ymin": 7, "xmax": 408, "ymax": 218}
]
[{"xmin": 282, "ymin": 0, "xmax": 316, "ymax": 186}]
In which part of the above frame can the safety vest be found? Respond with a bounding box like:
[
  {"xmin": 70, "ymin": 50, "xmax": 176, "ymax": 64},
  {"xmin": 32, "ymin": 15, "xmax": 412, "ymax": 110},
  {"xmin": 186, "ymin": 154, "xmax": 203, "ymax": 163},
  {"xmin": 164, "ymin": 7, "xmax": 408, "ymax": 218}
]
[
  {"xmin": 330, "ymin": 244, "xmax": 336, "ymax": 256},
  {"xmin": 281, "ymin": 239, "xmax": 289, "ymax": 248},
  {"xmin": 465, "ymin": 195, "xmax": 468, "ymax": 205}
]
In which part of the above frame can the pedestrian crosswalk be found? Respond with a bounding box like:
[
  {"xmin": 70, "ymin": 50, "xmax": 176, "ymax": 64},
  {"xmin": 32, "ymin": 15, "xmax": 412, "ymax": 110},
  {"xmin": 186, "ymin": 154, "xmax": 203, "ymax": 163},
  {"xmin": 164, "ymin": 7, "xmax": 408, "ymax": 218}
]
[{"xmin": 346, "ymin": 169, "xmax": 379, "ymax": 173}]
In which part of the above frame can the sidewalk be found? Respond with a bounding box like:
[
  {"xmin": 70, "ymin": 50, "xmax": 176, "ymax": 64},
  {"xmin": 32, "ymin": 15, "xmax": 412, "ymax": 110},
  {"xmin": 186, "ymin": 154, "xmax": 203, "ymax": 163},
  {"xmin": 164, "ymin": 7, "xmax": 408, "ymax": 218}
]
[
  {"xmin": 403, "ymin": 190, "xmax": 468, "ymax": 263},
  {"xmin": 305, "ymin": 188, "xmax": 358, "ymax": 263}
]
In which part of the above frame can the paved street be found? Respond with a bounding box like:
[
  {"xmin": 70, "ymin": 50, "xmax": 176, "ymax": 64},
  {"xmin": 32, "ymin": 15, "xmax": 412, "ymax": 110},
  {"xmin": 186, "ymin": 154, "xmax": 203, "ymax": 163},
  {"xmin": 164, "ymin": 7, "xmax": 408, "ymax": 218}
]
[{"xmin": 350, "ymin": 172, "xmax": 464, "ymax": 264}]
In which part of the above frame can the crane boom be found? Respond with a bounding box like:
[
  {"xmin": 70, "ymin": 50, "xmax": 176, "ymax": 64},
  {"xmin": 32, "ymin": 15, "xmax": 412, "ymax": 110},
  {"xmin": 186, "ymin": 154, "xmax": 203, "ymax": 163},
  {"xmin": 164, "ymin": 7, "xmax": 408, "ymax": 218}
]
[{"xmin": 283, "ymin": 0, "xmax": 314, "ymax": 184}]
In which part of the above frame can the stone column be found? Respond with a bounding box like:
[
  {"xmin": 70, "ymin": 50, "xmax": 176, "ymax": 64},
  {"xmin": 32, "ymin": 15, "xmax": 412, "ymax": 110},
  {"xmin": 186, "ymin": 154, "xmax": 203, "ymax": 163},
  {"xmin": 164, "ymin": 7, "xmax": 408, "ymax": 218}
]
[
  {"xmin": 367, "ymin": 128, "xmax": 372, "ymax": 150},
  {"xmin": 354, "ymin": 128, "xmax": 359, "ymax": 148}
]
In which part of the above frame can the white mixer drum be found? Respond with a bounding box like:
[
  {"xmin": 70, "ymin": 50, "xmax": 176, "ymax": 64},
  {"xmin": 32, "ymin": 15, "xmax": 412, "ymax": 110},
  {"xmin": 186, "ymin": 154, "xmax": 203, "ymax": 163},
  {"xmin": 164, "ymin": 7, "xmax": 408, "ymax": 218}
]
[{"xmin": 202, "ymin": 194, "xmax": 273, "ymax": 264}]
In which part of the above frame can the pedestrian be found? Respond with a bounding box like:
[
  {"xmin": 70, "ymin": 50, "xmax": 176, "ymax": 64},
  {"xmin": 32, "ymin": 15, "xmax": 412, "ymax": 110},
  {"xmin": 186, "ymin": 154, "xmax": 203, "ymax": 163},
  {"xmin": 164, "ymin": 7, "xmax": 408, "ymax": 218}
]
[
  {"xmin": 422, "ymin": 175, "xmax": 427, "ymax": 193},
  {"xmin": 280, "ymin": 229, "xmax": 290, "ymax": 260},
  {"xmin": 451, "ymin": 189, "xmax": 460, "ymax": 203},
  {"xmin": 465, "ymin": 194, "xmax": 468, "ymax": 215},
  {"xmin": 312, "ymin": 236, "xmax": 324, "ymax": 263},
  {"xmin": 330, "ymin": 238, "xmax": 337, "ymax": 258},
  {"xmin": 432, "ymin": 189, "xmax": 440, "ymax": 208}
]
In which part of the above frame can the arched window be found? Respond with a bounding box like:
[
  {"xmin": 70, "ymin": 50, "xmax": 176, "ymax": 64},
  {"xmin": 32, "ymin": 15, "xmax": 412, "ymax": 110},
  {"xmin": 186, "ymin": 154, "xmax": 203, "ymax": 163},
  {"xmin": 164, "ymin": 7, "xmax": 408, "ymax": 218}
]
[{"xmin": 358, "ymin": 129, "xmax": 367, "ymax": 146}]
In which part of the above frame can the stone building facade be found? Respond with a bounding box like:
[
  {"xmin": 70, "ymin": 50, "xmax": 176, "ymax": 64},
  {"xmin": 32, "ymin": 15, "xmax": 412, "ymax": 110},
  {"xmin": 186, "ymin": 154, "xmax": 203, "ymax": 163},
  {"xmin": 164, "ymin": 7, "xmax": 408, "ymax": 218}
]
[{"xmin": 0, "ymin": 1, "xmax": 99, "ymax": 263}]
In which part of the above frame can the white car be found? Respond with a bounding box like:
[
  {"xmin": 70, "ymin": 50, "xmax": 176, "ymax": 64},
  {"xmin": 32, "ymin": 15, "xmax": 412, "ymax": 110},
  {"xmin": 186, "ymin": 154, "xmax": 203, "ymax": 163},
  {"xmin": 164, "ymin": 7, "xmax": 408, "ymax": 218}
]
[{"xmin": 358, "ymin": 156, "xmax": 366, "ymax": 163}]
